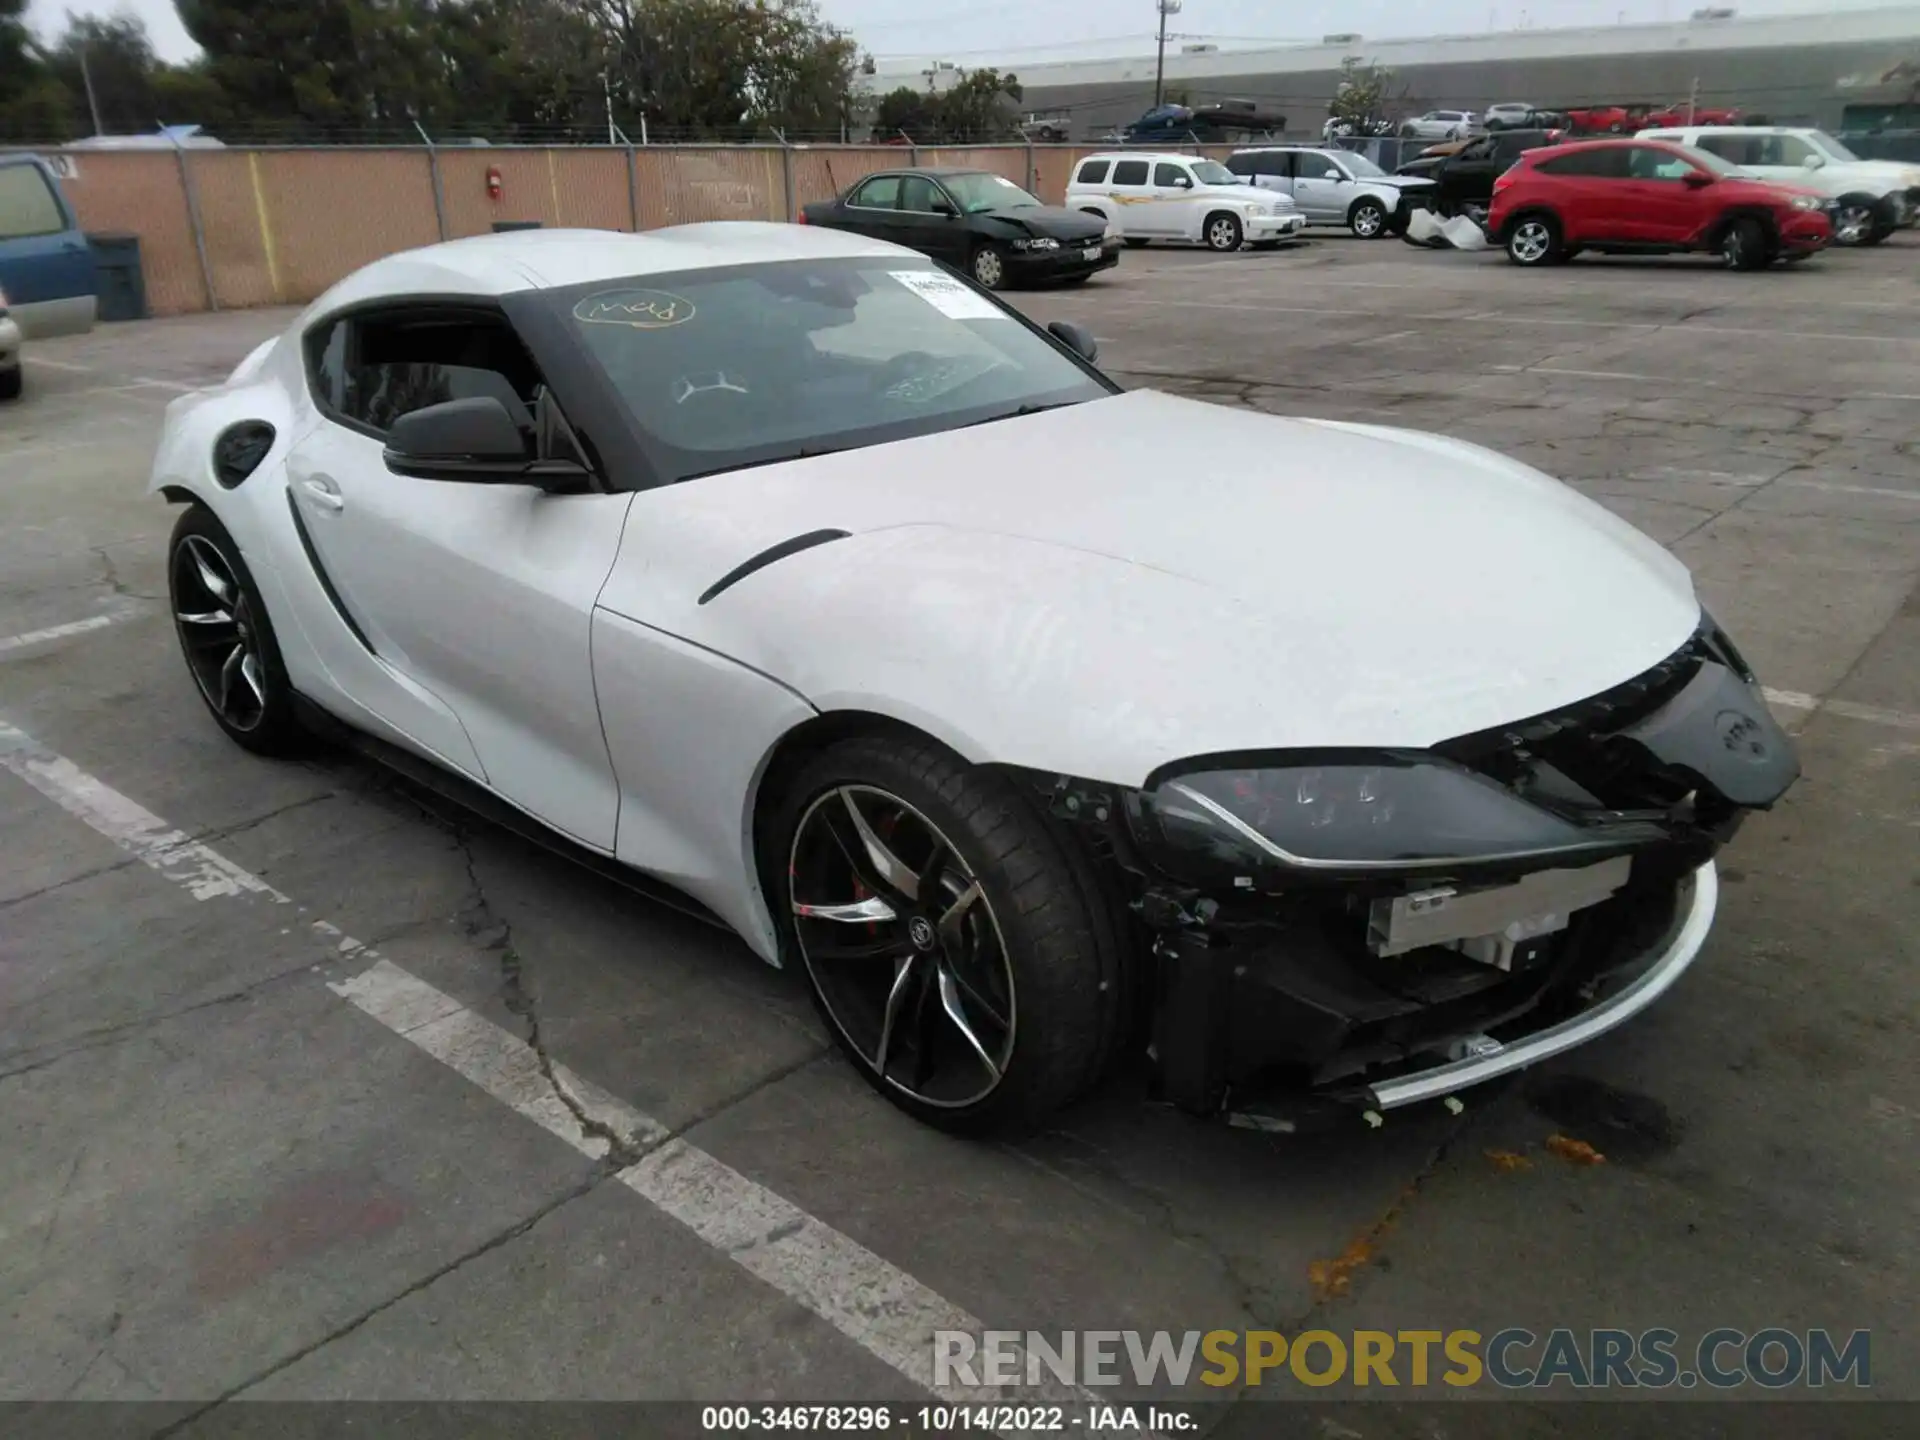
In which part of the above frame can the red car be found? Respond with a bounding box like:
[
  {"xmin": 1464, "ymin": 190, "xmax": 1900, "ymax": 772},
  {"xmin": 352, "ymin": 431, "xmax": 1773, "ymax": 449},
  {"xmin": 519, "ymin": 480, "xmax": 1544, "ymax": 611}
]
[
  {"xmin": 1488, "ymin": 138, "xmax": 1833, "ymax": 269},
  {"xmin": 1642, "ymin": 101, "xmax": 1742, "ymax": 128},
  {"xmin": 1562, "ymin": 104, "xmax": 1639, "ymax": 135}
]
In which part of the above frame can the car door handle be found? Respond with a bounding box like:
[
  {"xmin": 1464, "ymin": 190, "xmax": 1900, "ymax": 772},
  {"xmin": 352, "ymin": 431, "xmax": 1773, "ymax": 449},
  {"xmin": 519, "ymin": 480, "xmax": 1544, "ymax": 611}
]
[{"xmin": 298, "ymin": 476, "xmax": 345, "ymax": 512}]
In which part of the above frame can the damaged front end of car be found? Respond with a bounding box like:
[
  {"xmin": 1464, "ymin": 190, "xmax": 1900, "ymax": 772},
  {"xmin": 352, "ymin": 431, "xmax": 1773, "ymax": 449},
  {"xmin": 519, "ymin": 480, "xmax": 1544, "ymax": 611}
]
[{"xmin": 1010, "ymin": 616, "xmax": 1799, "ymax": 1131}]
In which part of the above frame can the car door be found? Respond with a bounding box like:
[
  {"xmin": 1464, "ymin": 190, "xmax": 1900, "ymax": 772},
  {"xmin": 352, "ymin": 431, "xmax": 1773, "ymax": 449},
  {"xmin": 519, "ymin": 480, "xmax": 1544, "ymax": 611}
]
[
  {"xmin": 894, "ymin": 174, "xmax": 968, "ymax": 264},
  {"xmin": 1107, "ymin": 157, "xmax": 1154, "ymax": 232},
  {"xmin": 284, "ymin": 304, "xmax": 631, "ymax": 849},
  {"xmin": 1621, "ymin": 145, "xmax": 1714, "ymax": 242},
  {"xmin": 0, "ymin": 159, "xmax": 96, "ymax": 338},
  {"xmin": 840, "ymin": 173, "xmax": 904, "ymax": 244},
  {"xmin": 1149, "ymin": 160, "xmax": 1199, "ymax": 238},
  {"xmin": 1291, "ymin": 151, "xmax": 1351, "ymax": 221}
]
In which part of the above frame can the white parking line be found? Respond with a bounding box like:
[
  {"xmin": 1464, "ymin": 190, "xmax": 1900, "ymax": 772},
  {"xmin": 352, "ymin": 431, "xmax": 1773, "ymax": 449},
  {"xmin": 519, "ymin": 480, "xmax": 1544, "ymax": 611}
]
[
  {"xmin": 0, "ymin": 720, "xmax": 1095, "ymax": 1423},
  {"xmin": 22, "ymin": 355, "xmax": 93, "ymax": 373},
  {"xmin": 1762, "ymin": 689, "xmax": 1920, "ymax": 731},
  {"xmin": 0, "ymin": 605, "xmax": 143, "ymax": 660}
]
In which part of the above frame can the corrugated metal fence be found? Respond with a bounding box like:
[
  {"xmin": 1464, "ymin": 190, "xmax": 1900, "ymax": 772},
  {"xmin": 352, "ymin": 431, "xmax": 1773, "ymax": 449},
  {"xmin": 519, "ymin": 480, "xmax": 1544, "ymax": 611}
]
[{"xmin": 19, "ymin": 142, "xmax": 1240, "ymax": 318}]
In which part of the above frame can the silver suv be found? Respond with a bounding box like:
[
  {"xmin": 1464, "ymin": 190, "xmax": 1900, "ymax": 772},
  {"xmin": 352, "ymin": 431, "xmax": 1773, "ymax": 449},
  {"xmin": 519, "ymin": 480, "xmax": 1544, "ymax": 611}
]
[{"xmin": 1226, "ymin": 146, "xmax": 1435, "ymax": 237}]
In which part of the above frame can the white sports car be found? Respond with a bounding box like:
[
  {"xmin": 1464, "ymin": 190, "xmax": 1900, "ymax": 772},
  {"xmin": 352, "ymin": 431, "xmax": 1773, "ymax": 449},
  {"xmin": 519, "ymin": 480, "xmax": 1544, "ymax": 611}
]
[{"xmin": 151, "ymin": 224, "xmax": 1798, "ymax": 1136}]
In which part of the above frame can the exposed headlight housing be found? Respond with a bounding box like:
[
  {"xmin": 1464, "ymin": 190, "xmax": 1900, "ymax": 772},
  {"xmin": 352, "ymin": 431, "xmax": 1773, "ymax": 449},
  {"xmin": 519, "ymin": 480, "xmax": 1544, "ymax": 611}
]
[
  {"xmin": 1129, "ymin": 756, "xmax": 1645, "ymax": 885},
  {"xmin": 1013, "ymin": 236, "xmax": 1060, "ymax": 250},
  {"xmin": 1790, "ymin": 194, "xmax": 1823, "ymax": 211}
]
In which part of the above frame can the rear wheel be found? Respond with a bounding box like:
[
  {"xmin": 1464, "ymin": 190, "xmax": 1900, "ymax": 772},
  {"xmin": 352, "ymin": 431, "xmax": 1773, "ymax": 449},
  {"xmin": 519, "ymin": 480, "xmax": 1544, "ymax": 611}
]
[
  {"xmin": 167, "ymin": 504, "xmax": 308, "ymax": 756},
  {"xmin": 1348, "ymin": 198, "xmax": 1388, "ymax": 238},
  {"xmin": 1720, "ymin": 216, "xmax": 1769, "ymax": 271},
  {"xmin": 0, "ymin": 366, "xmax": 20, "ymax": 402},
  {"xmin": 772, "ymin": 734, "xmax": 1122, "ymax": 1136},
  {"xmin": 1506, "ymin": 213, "xmax": 1561, "ymax": 266}
]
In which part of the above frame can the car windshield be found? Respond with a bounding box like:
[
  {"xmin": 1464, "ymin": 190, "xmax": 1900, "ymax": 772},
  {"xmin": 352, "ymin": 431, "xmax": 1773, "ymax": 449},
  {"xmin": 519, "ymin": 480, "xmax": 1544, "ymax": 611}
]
[
  {"xmin": 1189, "ymin": 160, "xmax": 1240, "ymax": 186},
  {"xmin": 1806, "ymin": 131, "xmax": 1861, "ymax": 163},
  {"xmin": 941, "ymin": 172, "xmax": 1041, "ymax": 213},
  {"xmin": 549, "ymin": 259, "xmax": 1112, "ymax": 486},
  {"xmin": 1337, "ymin": 151, "xmax": 1387, "ymax": 178}
]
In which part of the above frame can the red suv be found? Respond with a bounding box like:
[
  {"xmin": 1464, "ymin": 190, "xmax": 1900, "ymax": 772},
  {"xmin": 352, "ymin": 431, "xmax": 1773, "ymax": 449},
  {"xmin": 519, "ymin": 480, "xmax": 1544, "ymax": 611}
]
[{"xmin": 1488, "ymin": 138, "xmax": 1833, "ymax": 270}]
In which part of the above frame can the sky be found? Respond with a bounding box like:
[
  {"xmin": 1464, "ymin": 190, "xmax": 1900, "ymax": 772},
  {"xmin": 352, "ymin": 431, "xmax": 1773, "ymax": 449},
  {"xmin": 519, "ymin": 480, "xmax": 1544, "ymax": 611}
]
[{"xmin": 24, "ymin": 0, "xmax": 1886, "ymax": 67}]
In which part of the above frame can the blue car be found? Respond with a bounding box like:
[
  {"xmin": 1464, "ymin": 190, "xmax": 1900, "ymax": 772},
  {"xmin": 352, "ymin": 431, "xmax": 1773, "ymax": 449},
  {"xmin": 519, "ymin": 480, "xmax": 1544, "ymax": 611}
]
[{"xmin": 0, "ymin": 154, "xmax": 97, "ymax": 396}]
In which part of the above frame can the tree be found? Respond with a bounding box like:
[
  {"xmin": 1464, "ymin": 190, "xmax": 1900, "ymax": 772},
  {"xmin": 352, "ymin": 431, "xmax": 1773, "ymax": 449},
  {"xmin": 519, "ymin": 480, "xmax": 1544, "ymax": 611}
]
[
  {"xmin": 871, "ymin": 85, "xmax": 938, "ymax": 141},
  {"xmin": 43, "ymin": 15, "xmax": 162, "ymax": 136},
  {"xmin": 1328, "ymin": 57, "xmax": 1393, "ymax": 133},
  {"xmin": 0, "ymin": 0, "xmax": 73, "ymax": 141},
  {"xmin": 934, "ymin": 68, "xmax": 1020, "ymax": 142}
]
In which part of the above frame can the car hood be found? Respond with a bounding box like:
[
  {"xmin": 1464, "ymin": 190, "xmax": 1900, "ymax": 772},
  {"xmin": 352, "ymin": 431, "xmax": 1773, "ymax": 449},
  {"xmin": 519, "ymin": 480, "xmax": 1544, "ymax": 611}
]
[
  {"xmin": 978, "ymin": 205, "xmax": 1108, "ymax": 241},
  {"xmin": 1831, "ymin": 158, "xmax": 1920, "ymax": 187},
  {"xmin": 600, "ymin": 391, "xmax": 1700, "ymax": 786}
]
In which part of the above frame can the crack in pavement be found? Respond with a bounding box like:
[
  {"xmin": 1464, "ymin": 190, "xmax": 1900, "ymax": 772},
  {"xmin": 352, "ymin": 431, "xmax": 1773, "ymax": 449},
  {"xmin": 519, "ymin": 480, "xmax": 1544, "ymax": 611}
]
[{"xmin": 91, "ymin": 545, "xmax": 165, "ymax": 605}]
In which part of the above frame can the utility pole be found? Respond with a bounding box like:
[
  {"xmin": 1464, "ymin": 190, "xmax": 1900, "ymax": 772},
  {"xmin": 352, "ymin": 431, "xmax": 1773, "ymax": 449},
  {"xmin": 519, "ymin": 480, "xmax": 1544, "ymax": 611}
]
[
  {"xmin": 1686, "ymin": 75, "xmax": 1699, "ymax": 125},
  {"xmin": 603, "ymin": 70, "xmax": 616, "ymax": 145},
  {"xmin": 1154, "ymin": 0, "xmax": 1182, "ymax": 109},
  {"xmin": 79, "ymin": 46, "xmax": 105, "ymax": 136}
]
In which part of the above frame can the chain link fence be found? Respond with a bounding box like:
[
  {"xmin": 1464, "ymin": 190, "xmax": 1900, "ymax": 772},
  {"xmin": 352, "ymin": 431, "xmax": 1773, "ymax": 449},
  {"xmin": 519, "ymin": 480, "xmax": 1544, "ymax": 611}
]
[{"xmin": 4, "ymin": 140, "xmax": 1252, "ymax": 318}]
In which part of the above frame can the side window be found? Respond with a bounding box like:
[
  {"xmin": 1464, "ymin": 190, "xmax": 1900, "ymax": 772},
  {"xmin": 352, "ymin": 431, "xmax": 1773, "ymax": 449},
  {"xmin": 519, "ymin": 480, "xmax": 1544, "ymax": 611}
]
[
  {"xmin": 897, "ymin": 175, "xmax": 943, "ymax": 213},
  {"xmin": 1767, "ymin": 135, "xmax": 1816, "ymax": 166},
  {"xmin": 1224, "ymin": 154, "xmax": 1256, "ymax": 176},
  {"xmin": 1301, "ymin": 154, "xmax": 1345, "ymax": 180},
  {"xmin": 1264, "ymin": 152, "xmax": 1296, "ymax": 177},
  {"xmin": 307, "ymin": 319, "xmax": 348, "ymax": 413},
  {"xmin": 1110, "ymin": 159, "xmax": 1150, "ymax": 186},
  {"xmin": 1695, "ymin": 135, "xmax": 1754, "ymax": 166},
  {"xmin": 1627, "ymin": 146, "xmax": 1697, "ymax": 180},
  {"xmin": 851, "ymin": 175, "xmax": 900, "ymax": 209},
  {"xmin": 1536, "ymin": 148, "xmax": 1627, "ymax": 178},
  {"xmin": 0, "ymin": 163, "xmax": 67, "ymax": 240},
  {"xmin": 1152, "ymin": 161, "xmax": 1190, "ymax": 187},
  {"xmin": 1074, "ymin": 159, "xmax": 1110, "ymax": 185},
  {"xmin": 317, "ymin": 311, "xmax": 543, "ymax": 439}
]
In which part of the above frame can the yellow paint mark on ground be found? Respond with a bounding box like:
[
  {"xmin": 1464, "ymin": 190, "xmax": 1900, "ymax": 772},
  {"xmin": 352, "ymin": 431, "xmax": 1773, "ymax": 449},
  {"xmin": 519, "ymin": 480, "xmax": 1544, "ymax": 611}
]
[{"xmin": 1546, "ymin": 1134, "xmax": 1607, "ymax": 1166}]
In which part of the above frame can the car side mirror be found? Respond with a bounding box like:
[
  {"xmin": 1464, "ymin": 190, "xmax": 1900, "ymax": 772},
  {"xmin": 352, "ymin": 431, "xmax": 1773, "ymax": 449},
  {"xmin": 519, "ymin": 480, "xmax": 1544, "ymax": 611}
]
[
  {"xmin": 931, "ymin": 196, "xmax": 956, "ymax": 216},
  {"xmin": 1048, "ymin": 320, "xmax": 1098, "ymax": 364},
  {"xmin": 1682, "ymin": 170, "xmax": 1714, "ymax": 188},
  {"xmin": 1801, "ymin": 154, "xmax": 1824, "ymax": 169},
  {"xmin": 385, "ymin": 396, "xmax": 582, "ymax": 490}
]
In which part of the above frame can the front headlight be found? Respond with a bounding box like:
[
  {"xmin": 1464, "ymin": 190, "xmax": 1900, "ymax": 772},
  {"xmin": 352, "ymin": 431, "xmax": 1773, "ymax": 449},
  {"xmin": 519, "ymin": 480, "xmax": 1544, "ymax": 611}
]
[
  {"xmin": 1130, "ymin": 758, "xmax": 1621, "ymax": 880},
  {"xmin": 1012, "ymin": 236, "xmax": 1059, "ymax": 251},
  {"xmin": 1791, "ymin": 194, "xmax": 1823, "ymax": 212}
]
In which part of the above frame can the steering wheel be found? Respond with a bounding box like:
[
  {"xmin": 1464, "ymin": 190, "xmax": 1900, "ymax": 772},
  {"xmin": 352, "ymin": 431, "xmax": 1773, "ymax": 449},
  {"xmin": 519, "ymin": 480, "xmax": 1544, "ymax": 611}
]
[{"xmin": 671, "ymin": 370, "xmax": 752, "ymax": 406}]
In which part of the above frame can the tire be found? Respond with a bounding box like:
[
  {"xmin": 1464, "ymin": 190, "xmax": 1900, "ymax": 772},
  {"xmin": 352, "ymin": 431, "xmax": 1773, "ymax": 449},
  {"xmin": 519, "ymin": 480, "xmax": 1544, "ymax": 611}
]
[
  {"xmin": 1829, "ymin": 195, "xmax": 1880, "ymax": 247},
  {"xmin": 1505, "ymin": 212, "xmax": 1562, "ymax": 266},
  {"xmin": 1348, "ymin": 198, "xmax": 1388, "ymax": 238},
  {"xmin": 0, "ymin": 365, "xmax": 20, "ymax": 402},
  {"xmin": 1720, "ymin": 216, "xmax": 1769, "ymax": 271},
  {"xmin": 1203, "ymin": 211, "xmax": 1243, "ymax": 251},
  {"xmin": 770, "ymin": 733, "xmax": 1123, "ymax": 1136},
  {"xmin": 167, "ymin": 503, "xmax": 308, "ymax": 756},
  {"xmin": 970, "ymin": 243, "xmax": 1008, "ymax": 289}
]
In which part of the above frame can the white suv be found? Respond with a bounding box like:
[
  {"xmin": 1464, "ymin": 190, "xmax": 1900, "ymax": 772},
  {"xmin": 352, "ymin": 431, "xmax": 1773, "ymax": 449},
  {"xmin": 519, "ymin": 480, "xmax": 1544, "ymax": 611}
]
[
  {"xmin": 1637, "ymin": 125, "xmax": 1920, "ymax": 245},
  {"xmin": 1066, "ymin": 153, "xmax": 1306, "ymax": 251}
]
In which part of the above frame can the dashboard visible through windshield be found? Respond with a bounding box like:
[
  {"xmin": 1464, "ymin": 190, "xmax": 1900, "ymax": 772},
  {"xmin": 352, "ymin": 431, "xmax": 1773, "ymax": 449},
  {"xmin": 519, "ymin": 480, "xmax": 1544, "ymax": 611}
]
[{"xmin": 547, "ymin": 258, "xmax": 1113, "ymax": 485}]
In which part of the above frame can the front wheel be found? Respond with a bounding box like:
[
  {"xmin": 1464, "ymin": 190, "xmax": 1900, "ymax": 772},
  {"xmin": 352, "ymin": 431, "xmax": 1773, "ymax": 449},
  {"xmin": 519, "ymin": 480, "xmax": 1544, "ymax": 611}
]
[
  {"xmin": 970, "ymin": 244, "xmax": 1008, "ymax": 289},
  {"xmin": 0, "ymin": 366, "xmax": 20, "ymax": 402},
  {"xmin": 167, "ymin": 504, "xmax": 308, "ymax": 755},
  {"xmin": 1349, "ymin": 198, "xmax": 1388, "ymax": 238},
  {"xmin": 1203, "ymin": 212, "xmax": 1243, "ymax": 251},
  {"xmin": 772, "ymin": 734, "xmax": 1124, "ymax": 1136},
  {"xmin": 1721, "ymin": 216, "xmax": 1769, "ymax": 271},
  {"xmin": 1830, "ymin": 196, "xmax": 1880, "ymax": 247}
]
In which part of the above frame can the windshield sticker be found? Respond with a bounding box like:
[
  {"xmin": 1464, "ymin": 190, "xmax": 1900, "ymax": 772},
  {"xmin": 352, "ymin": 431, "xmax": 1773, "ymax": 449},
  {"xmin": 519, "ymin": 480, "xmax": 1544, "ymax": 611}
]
[
  {"xmin": 573, "ymin": 289, "xmax": 696, "ymax": 329},
  {"xmin": 889, "ymin": 270, "xmax": 1007, "ymax": 321}
]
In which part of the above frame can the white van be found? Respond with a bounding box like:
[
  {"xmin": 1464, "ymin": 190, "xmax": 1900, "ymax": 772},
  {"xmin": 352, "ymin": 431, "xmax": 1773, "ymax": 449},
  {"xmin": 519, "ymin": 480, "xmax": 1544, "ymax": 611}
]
[
  {"xmin": 1065, "ymin": 152, "xmax": 1306, "ymax": 251},
  {"xmin": 1637, "ymin": 126, "xmax": 1920, "ymax": 245}
]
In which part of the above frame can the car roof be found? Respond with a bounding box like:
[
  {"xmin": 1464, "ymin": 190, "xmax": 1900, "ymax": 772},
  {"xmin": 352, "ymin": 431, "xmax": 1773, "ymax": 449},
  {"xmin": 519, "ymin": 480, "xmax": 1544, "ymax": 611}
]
[
  {"xmin": 305, "ymin": 223, "xmax": 910, "ymax": 318},
  {"xmin": 1644, "ymin": 125, "xmax": 1809, "ymax": 136},
  {"xmin": 1078, "ymin": 151, "xmax": 1204, "ymax": 162}
]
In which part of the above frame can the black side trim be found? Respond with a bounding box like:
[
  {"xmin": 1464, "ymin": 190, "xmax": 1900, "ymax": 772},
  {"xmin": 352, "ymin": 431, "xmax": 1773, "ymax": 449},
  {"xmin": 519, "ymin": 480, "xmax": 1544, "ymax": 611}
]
[
  {"xmin": 289, "ymin": 694, "xmax": 727, "ymax": 932},
  {"xmin": 284, "ymin": 489, "xmax": 377, "ymax": 656},
  {"xmin": 698, "ymin": 529, "xmax": 851, "ymax": 605},
  {"xmin": 213, "ymin": 421, "xmax": 276, "ymax": 489}
]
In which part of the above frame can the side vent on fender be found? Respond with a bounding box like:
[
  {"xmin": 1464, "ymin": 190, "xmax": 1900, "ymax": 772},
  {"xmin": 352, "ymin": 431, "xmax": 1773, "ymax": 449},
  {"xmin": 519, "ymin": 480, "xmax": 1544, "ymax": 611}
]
[
  {"xmin": 698, "ymin": 528, "xmax": 852, "ymax": 605},
  {"xmin": 213, "ymin": 421, "xmax": 277, "ymax": 490}
]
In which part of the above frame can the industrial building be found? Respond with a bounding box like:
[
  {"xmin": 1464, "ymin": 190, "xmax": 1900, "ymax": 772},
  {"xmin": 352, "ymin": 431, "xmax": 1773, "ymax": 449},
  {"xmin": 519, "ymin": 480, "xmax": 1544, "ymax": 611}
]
[{"xmin": 865, "ymin": 6, "xmax": 1920, "ymax": 139}]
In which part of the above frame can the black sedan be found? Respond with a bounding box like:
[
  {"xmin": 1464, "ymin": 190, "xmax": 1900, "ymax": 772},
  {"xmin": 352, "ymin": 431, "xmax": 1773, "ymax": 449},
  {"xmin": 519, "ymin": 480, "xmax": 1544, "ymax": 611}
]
[{"xmin": 800, "ymin": 168, "xmax": 1119, "ymax": 290}]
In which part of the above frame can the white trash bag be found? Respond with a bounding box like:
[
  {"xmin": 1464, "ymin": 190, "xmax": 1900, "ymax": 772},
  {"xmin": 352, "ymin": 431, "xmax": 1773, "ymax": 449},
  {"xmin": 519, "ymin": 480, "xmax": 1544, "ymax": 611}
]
[{"xmin": 1405, "ymin": 207, "xmax": 1491, "ymax": 251}]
